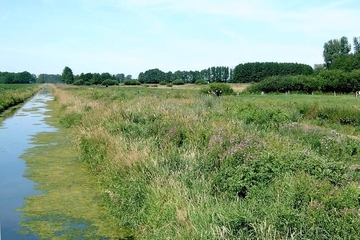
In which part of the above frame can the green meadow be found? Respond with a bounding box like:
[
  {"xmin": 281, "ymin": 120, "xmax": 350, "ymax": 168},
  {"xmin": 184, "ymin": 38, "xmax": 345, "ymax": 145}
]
[{"xmin": 37, "ymin": 84, "xmax": 360, "ymax": 239}]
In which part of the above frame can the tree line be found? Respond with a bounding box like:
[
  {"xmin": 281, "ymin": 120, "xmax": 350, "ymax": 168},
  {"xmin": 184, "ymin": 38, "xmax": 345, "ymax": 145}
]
[
  {"xmin": 37, "ymin": 74, "xmax": 62, "ymax": 84},
  {"xmin": 0, "ymin": 71, "xmax": 36, "ymax": 84},
  {"xmin": 61, "ymin": 66, "xmax": 132, "ymax": 85},
  {"xmin": 4, "ymin": 35, "xmax": 360, "ymax": 91},
  {"xmin": 138, "ymin": 66, "xmax": 231, "ymax": 84},
  {"xmin": 246, "ymin": 69, "xmax": 360, "ymax": 94},
  {"xmin": 246, "ymin": 36, "xmax": 360, "ymax": 94},
  {"xmin": 230, "ymin": 62, "xmax": 313, "ymax": 83},
  {"xmin": 137, "ymin": 63, "xmax": 314, "ymax": 84}
]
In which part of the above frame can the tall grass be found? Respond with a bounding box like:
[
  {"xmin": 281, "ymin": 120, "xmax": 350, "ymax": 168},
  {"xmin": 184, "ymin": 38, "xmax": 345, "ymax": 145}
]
[
  {"xmin": 0, "ymin": 84, "xmax": 41, "ymax": 112},
  {"xmin": 52, "ymin": 85, "xmax": 360, "ymax": 239}
]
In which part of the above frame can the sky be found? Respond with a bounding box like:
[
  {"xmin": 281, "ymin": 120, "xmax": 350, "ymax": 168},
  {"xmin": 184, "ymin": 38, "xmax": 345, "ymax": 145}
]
[{"xmin": 1, "ymin": 0, "xmax": 360, "ymax": 78}]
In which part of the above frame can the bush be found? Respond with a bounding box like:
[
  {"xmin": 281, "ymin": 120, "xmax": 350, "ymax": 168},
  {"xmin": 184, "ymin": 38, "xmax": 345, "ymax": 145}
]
[
  {"xmin": 159, "ymin": 81, "xmax": 167, "ymax": 85},
  {"xmin": 245, "ymin": 75, "xmax": 322, "ymax": 94},
  {"xmin": 247, "ymin": 70, "xmax": 360, "ymax": 94},
  {"xmin": 195, "ymin": 79, "xmax": 208, "ymax": 85},
  {"xmin": 73, "ymin": 79, "xmax": 84, "ymax": 85},
  {"xmin": 200, "ymin": 83, "xmax": 235, "ymax": 95},
  {"xmin": 172, "ymin": 79, "xmax": 185, "ymax": 85},
  {"xmin": 102, "ymin": 79, "xmax": 118, "ymax": 86},
  {"xmin": 124, "ymin": 80, "xmax": 141, "ymax": 85}
]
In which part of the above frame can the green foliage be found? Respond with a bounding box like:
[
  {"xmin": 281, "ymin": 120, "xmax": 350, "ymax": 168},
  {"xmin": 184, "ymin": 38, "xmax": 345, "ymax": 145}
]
[
  {"xmin": 246, "ymin": 75, "xmax": 321, "ymax": 94},
  {"xmin": 62, "ymin": 66, "xmax": 74, "ymax": 84},
  {"xmin": 73, "ymin": 79, "xmax": 84, "ymax": 85},
  {"xmin": 323, "ymin": 36, "xmax": 352, "ymax": 68},
  {"xmin": 354, "ymin": 37, "xmax": 360, "ymax": 54},
  {"xmin": 0, "ymin": 71, "xmax": 36, "ymax": 84},
  {"xmin": 200, "ymin": 82, "xmax": 235, "ymax": 95},
  {"xmin": 138, "ymin": 68, "xmax": 166, "ymax": 84},
  {"xmin": 101, "ymin": 79, "xmax": 118, "ymax": 86},
  {"xmin": 138, "ymin": 66, "xmax": 231, "ymax": 84},
  {"xmin": 0, "ymin": 84, "xmax": 40, "ymax": 112},
  {"xmin": 124, "ymin": 79, "xmax": 141, "ymax": 85},
  {"xmin": 246, "ymin": 69, "xmax": 360, "ymax": 94},
  {"xmin": 317, "ymin": 69, "xmax": 360, "ymax": 93},
  {"xmin": 231, "ymin": 62, "xmax": 313, "ymax": 83},
  {"xmin": 172, "ymin": 79, "xmax": 185, "ymax": 85},
  {"xmin": 195, "ymin": 79, "xmax": 208, "ymax": 85},
  {"xmin": 37, "ymin": 74, "xmax": 62, "ymax": 83},
  {"xmin": 331, "ymin": 53, "xmax": 360, "ymax": 71},
  {"xmin": 221, "ymin": 172, "xmax": 360, "ymax": 239}
]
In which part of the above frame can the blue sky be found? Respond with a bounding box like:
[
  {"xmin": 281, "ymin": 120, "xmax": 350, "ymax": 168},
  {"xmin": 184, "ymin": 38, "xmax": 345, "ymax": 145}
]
[{"xmin": 1, "ymin": 0, "xmax": 360, "ymax": 78}]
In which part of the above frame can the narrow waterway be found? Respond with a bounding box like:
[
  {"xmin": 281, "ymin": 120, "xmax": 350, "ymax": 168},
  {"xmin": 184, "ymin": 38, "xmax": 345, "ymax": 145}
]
[{"xmin": 0, "ymin": 86, "xmax": 56, "ymax": 239}]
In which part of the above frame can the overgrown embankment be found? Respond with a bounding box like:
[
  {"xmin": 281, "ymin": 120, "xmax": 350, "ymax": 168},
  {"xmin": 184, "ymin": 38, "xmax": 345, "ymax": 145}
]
[
  {"xmin": 53, "ymin": 84, "xmax": 360, "ymax": 239},
  {"xmin": 0, "ymin": 84, "xmax": 41, "ymax": 112}
]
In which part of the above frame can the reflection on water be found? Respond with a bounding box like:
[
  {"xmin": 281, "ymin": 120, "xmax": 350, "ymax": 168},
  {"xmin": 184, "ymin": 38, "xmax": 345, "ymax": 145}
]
[{"xmin": 0, "ymin": 86, "xmax": 56, "ymax": 239}]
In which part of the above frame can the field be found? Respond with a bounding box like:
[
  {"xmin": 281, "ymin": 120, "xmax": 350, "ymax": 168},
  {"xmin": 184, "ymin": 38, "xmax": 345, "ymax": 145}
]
[
  {"xmin": 51, "ymin": 84, "xmax": 360, "ymax": 239},
  {"xmin": 0, "ymin": 84, "xmax": 41, "ymax": 113}
]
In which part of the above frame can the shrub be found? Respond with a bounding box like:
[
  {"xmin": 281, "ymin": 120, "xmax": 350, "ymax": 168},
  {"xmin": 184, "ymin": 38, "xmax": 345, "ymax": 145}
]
[
  {"xmin": 101, "ymin": 79, "xmax": 118, "ymax": 86},
  {"xmin": 200, "ymin": 82, "xmax": 235, "ymax": 95},
  {"xmin": 245, "ymin": 75, "xmax": 322, "ymax": 94},
  {"xmin": 159, "ymin": 81, "xmax": 167, "ymax": 85},
  {"xmin": 195, "ymin": 79, "xmax": 208, "ymax": 85},
  {"xmin": 124, "ymin": 79, "xmax": 141, "ymax": 85},
  {"xmin": 73, "ymin": 79, "xmax": 84, "ymax": 85},
  {"xmin": 172, "ymin": 79, "xmax": 185, "ymax": 85}
]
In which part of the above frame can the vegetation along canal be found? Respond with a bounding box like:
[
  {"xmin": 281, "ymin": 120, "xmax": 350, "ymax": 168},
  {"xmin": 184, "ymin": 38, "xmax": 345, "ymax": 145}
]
[{"xmin": 0, "ymin": 86, "xmax": 126, "ymax": 239}]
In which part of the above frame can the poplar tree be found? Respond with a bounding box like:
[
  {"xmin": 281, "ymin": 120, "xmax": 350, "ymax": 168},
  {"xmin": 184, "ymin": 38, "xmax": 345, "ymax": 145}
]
[{"xmin": 62, "ymin": 66, "xmax": 74, "ymax": 84}]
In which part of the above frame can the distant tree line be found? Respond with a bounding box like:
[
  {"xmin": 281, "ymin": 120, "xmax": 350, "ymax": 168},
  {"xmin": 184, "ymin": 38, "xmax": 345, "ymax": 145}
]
[
  {"xmin": 230, "ymin": 62, "xmax": 314, "ymax": 83},
  {"xmin": 247, "ymin": 36, "xmax": 360, "ymax": 94},
  {"xmin": 246, "ymin": 69, "xmax": 360, "ymax": 94},
  {"xmin": 0, "ymin": 71, "xmax": 36, "ymax": 84},
  {"xmin": 61, "ymin": 66, "xmax": 131, "ymax": 86},
  {"xmin": 37, "ymin": 74, "xmax": 62, "ymax": 84},
  {"xmin": 138, "ymin": 66, "xmax": 232, "ymax": 84}
]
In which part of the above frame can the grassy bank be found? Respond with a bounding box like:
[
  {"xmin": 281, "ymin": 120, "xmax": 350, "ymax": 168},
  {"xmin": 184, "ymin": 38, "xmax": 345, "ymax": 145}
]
[
  {"xmin": 0, "ymin": 84, "xmax": 41, "ymax": 112},
  {"xmin": 19, "ymin": 86, "xmax": 131, "ymax": 239},
  {"xmin": 52, "ymin": 84, "xmax": 360, "ymax": 239}
]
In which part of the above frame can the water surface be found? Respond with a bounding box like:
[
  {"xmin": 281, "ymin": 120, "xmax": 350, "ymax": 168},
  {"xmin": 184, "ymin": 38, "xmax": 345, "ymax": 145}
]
[{"xmin": 0, "ymin": 87, "xmax": 55, "ymax": 239}]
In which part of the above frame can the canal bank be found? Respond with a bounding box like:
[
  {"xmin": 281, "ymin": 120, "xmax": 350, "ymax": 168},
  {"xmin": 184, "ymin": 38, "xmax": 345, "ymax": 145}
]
[{"xmin": 1, "ymin": 86, "xmax": 128, "ymax": 239}]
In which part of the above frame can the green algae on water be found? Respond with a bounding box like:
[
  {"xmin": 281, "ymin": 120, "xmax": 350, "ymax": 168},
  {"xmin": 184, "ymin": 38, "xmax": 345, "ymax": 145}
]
[{"xmin": 18, "ymin": 100, "xmax": 131, "ymax": 239}]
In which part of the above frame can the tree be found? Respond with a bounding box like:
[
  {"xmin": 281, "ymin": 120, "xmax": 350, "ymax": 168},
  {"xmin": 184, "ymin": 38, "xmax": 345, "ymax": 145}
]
[
  {"xmin": 340, "ymin": 36, "xmax": 351, "ymax": 55},
  {"xmin": 91, "ymin": 73, "xmax": 101, "ymax": 84},
  {"xmin": 100, "ymin": 72, "xmax": 114, "ymax": 82},
  {"xmin": 354, "ymin": 37, "xmax": 360, "ymax": 54},
  {"xmin": 62, "ymin": 66, "xmax": 74, "ymax": 84},
  {"xmin": 14, "ymin": 71, "xmax": 36, "ymax": 83},
  {"xmin": 116, "ymin": 73, "xmax": 125, "ymax": 83},
  {"xmin": 125, "ymin": 74, "xmax": 132, "ymax": 80},
  {"xmin": 323, "ymin": 36, "xmax": 351, "ymax": 68},
  {"xmin": 37, "ymin": 74, "xmax": 62, "ymax": 83}
]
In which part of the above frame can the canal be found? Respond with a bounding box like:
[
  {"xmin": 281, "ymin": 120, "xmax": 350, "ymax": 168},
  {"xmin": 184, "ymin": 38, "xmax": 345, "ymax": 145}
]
[
  {"xmin": 0, "ymin": 86, "xmax": 128, "ymax": 239},
  {"xmin": 0, "ymin": 86, "xmax": 55, "ymax": 239}
]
